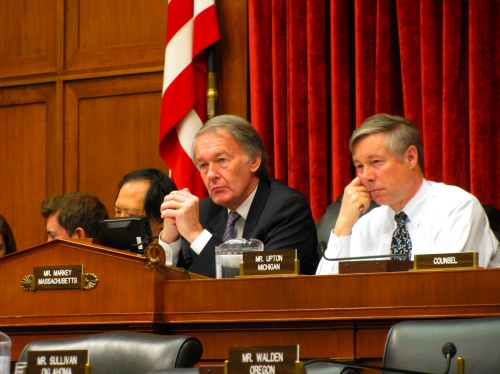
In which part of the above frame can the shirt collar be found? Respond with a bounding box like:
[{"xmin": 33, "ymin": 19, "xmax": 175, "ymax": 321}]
[
  {"xmin": 389, "ymin": 179, "xmax": 431, "ymax": 227},
  {"xmin": 228, "ymin": 184, "xmax": 258, "ymax": 220}
]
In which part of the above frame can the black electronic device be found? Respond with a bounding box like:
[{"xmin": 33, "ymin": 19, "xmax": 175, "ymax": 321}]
[{"xmin": 99, "ymin": 216, "xmax": 152, "ymax": 254}]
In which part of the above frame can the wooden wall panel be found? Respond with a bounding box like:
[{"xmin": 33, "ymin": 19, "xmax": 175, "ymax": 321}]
[
  {"xmin": 0, "ymin": 1, "xmax": 249, "ymax": 252},
  {"xmin": 0, "ymin": 84, "xmax": 60, "ymax": 250},
  {"xmin": 217, "ymin": 0, "xmax": 248, "ymax": 118},
  {"xmin": 63, "ymin": 73, "xmax": 169, "ymax": 218},
  {"xmin": 64, "ymin": 0, "xmax": 168, "ymax": 74},
  {"xmin": 0, "ymin": 0, "xmax": 59, "ymax": 81}
]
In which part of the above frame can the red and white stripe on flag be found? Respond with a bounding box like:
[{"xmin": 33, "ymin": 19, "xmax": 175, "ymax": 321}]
[{"xmin": 159, "ymin": 0, "xmax": 220, "ymax": 198}]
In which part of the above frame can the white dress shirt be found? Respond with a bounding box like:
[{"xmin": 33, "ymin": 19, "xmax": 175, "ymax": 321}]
[
  {"xmin": 158, "ymin": 186, "xmax": 258, "ymax": 266},
  {"xmin": 316, "ymin": 180, "xmax": 500, "ymax": 274}
]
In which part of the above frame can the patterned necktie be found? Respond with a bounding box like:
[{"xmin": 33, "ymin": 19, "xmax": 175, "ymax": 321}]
[
  {"xmin": 222, "ymin": 211, "xmax": 241, "ymax": 242},
  {"xmin": 391, "ymin": 211, "xmax": 412, "ymax": 260}
]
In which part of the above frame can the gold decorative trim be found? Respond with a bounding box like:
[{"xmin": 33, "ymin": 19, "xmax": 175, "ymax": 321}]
[
  {"xmin": 21, "ymin": 275, "xmax": 34, "ymax": 291},
  {"xmin": 144, "ymin": 242, "xmax": 166, "ymax": 272},
  {"xmin": 82, "ymin": 273, "xmax": 98, "ymax": 289}
]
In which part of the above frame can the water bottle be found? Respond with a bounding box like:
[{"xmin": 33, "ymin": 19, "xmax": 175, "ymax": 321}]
[{"xmin": 0, "ymin": 331, "xmax": 11, "ymax": 374}]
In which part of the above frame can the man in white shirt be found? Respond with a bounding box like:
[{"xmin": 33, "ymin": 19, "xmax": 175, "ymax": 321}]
[
  {"xmin": 159, "ymin": 114, "xmax": 318, "ymax": 277},
  {"xmin": 316, "ymin": 113, "xmax": 500, "ymax": 274}
]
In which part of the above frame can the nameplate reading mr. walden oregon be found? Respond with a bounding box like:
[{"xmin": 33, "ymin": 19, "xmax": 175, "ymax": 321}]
[
  {"xmin": 241, "ymin": 249, "xmax": 298, "ymax": 276},
  {"xmin": 27, "ymin": 350, "xmax": 89, "ymax": 374},
  {"xmin": 34, "ymin": 265, "xmax": 83, "ymax": 290},
  {"xmin": 227, "ymin": 345, "xmax": 300, "ymax": 374}
]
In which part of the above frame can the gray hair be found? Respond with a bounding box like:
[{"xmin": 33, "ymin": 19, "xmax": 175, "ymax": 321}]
[
  {"xmin": 349, "ymin": 113, "xmax": 424, "ymax": 170},
  {"xmin": 191, "ymin": 114, "xmax": 269, "ymax": 178}
]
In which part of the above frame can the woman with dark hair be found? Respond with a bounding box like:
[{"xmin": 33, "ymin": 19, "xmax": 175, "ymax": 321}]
[{"xmin": 0, "ymin": 214, "xmax": 17, "ymax": 257}]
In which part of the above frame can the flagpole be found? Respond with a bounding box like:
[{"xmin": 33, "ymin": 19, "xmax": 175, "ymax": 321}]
[{"xmin": 207, "ymin": 43, "xmax": 218, "ymax": 119}]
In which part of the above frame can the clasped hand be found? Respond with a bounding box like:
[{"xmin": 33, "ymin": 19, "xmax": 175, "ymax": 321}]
[{"xmin": 160, "ymin": 188, "xmax": 204, "ymax": 244}]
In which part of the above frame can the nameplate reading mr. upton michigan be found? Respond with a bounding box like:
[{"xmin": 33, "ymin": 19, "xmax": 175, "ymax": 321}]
[
  {"xmin": 241, "ymin": 249, "xmax": 299, "ymax": 276},
  {"xmin": 34, "ymin": 265, "xmax": 83, "ymax": 290},
  {"xmin": 227, "ymin": 345, "xmax": 301, "ymax": 374}
]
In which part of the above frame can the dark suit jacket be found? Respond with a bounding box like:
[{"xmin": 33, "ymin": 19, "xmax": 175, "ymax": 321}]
[{"xmin": 180, "ymin": 176, "xmax": 319, "ymax": 277}]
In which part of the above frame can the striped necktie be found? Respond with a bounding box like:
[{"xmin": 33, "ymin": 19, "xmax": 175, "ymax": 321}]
[{"xmin": 222, "ymin": 211, "xmax": 241, "ymax": 242}]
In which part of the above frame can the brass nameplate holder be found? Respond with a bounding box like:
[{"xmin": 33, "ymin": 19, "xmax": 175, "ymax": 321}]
[
  {"xmin": 27, "ymin": 349, "xmax": 91, "ymax": 374},
  {"xmin": 413, "ymin": 252, "xmax": 478, "ymax": 270},
  {"xmin": 339, "ymin": 260, "xmax": 414, "ymax": 274},
  {"xmin": 240, "ymin": 249, "xmax": 299, "ymax": 276},
  {"xmin": 21, "ymin": 265, "xmax": 98, "ymax": 291},
  {"xmin": 225, "ymin": 345, "xmax": 302, "ymax": 374}
]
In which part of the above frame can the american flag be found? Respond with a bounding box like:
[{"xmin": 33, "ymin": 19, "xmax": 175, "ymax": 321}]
[{"xmin": 159, "ymin": 0, "xmax": 220, "ymax": 197}]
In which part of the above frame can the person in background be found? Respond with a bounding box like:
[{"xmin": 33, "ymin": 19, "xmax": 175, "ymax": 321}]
[
  {"xmin": 41, "ymin": 192, "xmax": 109, "ymax": 241},
  {"xmin": 159, "ymin": 114, "xmax": 319, "ymax": 277},
  {"xmin": 316, "ymin": 113, "xmax": 500, "ymax": 274},
  {"xmin": 0, "ymin": 214, "xmax": 17, "ymax": 256},
  {"xmin": 115, "ymin": 168, "xmax": 177, "ymax": 237}
]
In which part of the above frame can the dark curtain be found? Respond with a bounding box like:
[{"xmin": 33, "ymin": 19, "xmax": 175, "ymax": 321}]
[{"xmin": 248, "ymin": 0, "xmax": 500, "ymax": 221}]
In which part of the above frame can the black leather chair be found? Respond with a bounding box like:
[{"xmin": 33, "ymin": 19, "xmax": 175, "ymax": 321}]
[
  {"xmin": 483, "ymin": 204, "xmax": 500, "ymax": 240},
  {"xmin": 382, "ymin": 316, "xmax": 500, "ymax": 373},
  {"xmin": 18, "ymin": 332, "xmax": 203, "ymax": 374}
]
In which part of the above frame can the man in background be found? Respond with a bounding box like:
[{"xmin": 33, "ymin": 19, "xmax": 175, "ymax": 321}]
[
  {"xmin": 115, "ymin": 168, "xmax": 177, "ymax": 237},
  {"xmin": 41, "ymin": 192, "xmax": 109, "ymax": 241},
  {"xmin": 316, "ymin": 113, "xmax": 500, "ymax": 274},
  {"xmin": 159, "ymin": 114, "xmax": 319, "ymax": 277}
]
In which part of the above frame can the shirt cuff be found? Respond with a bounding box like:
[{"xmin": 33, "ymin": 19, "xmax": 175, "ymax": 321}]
[
  {"xmin": 190, "ymin": 229, "xmax": 213, "ymax": 255},
  {"xmin": 157, "ymin": 231, "xmax": 181, "ymax": 266}
]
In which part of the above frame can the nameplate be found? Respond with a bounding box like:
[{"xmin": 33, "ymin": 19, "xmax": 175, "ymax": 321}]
[
  {"xmin": 241, "ymin": 249, "xmax": 298, "ymax": 276},
  {"xmin": 339, "ymin": 260, "xmax": 413, "ymax": 274},
  {"xmin": 33, "ymin": 265, "xmax": 83, "ymax": 290},
  {"xmin": 227, "ymin": 345, "xmax": 300, "ymax": 374},
  {"xmin": 413, "ymin": 252, "xmax": 478, "ymax": 270},
  {"xmin": 27, "ymin": 350, "xmax": 90, "ymax": 374}
]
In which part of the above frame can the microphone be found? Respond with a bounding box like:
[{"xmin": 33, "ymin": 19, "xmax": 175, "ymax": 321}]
[
  {"xmin": 318, "ymin": 241, "xmax": 408, "ymax": 261},
  {"xmin": 442, "ymin": 342, "xmax": 457, "ymax": 374}
]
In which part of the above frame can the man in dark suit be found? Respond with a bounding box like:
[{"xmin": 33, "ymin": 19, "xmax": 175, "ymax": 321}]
[{"xmin": 159, "ymin": 114, "xmax": 318, "ymax": 277}]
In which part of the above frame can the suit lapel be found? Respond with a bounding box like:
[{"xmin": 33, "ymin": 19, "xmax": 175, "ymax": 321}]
[
  {"xmin": 243, "ymin": 178, "xmax": 271, "ymax": 238},
  {"xmin": 208, "ymin": 206, "xmax": 228, "ymax": 238}
]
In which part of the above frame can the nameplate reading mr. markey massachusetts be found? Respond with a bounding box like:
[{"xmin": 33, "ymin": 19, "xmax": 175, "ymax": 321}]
[{"xmin": 21, "ymin": 265, "xmax": 99, "ymax": 291}]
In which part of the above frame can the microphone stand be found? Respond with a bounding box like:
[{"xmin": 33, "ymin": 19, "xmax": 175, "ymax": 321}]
[
  {"xmin": 308, "ymin": 359, "xmax": 435, "ymax": 374},
  {"xmin": 318, "ymin": 241, "xmax": 409, "ymax": 262},
  {"xmin": 308, "ymin": 358, "xmax": 466, "ymax": 374}
]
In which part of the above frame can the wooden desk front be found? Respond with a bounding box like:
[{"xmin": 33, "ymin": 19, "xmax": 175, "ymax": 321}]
[
  {"xmin": 2, "ymin": 240, "xmax": 499, "ymax": 364},
  {"xmin": 0, "ymin": 239, "xmax": 166, "ymax": 360},
  {"xmin": 161, "ymin": 269, "xmax": 500, "ymax": 363}
]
